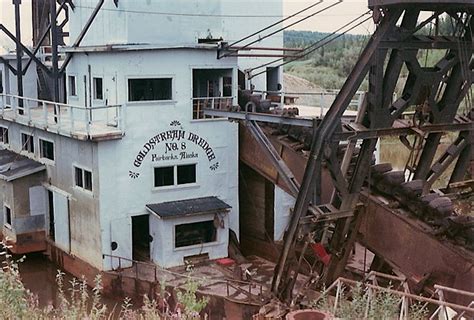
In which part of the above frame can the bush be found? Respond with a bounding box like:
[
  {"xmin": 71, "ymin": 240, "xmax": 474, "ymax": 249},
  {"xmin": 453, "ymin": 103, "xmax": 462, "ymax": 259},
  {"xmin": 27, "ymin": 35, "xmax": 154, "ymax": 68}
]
[{"xmin": 0, "ymin": 240, "xmax": 209, "ymax": 319}]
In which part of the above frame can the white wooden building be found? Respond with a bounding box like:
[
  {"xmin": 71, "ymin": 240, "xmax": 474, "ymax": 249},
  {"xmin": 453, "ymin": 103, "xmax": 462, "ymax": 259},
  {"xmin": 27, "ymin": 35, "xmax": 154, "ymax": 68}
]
[{"xmin": 0, "ymin": 0, "xmax": 283, "ymax": 270}]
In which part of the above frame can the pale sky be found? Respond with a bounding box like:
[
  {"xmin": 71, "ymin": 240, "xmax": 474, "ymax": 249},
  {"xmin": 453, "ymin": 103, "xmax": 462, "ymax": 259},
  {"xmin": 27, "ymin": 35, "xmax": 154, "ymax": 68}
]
[{"xmin": 283, "ymin": 0, "xmax": 374, "ymax": 34}]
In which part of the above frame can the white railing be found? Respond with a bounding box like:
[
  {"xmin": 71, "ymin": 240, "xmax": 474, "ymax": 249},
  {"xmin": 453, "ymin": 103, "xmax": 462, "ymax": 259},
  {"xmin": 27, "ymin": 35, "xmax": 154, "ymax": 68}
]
[
  {"xmin": 0, "ymin": 94, "xmax": 124, "ymax": 139},
  {"xmin": 192, "ymin": 97, "xmax": 233, "ymax": 120},
  {"xmin": 314, "ymin": 273, "xmax": 474, "ymax": 320}
]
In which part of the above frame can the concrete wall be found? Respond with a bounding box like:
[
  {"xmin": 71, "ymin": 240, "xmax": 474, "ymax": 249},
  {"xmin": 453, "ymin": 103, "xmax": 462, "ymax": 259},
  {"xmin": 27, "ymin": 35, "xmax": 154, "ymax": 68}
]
[
  {"xmin": 150, "ymin": 212, "xmax": 229, "ymax": 268},
  {"xmin": 67, "ymin": 0, "xmax": 283, "ymax": 91},
  {"xmin": 0, "ymin": 169, "xmax": 45, "ymax": 242},
  {"xmin": 0, "ymin": 177, "xmax": 15, "ymax": 241},
  {"xmin": 0, "ymin": 56, "xmax": 38, "ymax": 100},
  {"xmin": 64, "ymin": 49, "xmax": 240, "ymax": 270},
  {"xmin": 0, "ymin": 120, "xmax": 102, "ymax": 268}
]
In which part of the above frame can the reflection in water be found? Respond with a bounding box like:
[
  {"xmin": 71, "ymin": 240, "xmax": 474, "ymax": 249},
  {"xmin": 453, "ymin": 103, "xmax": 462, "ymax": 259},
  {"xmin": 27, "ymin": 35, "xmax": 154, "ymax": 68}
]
[{"xmin": 13, "ymin": 253, "xmax": 125, "ymax": 316}]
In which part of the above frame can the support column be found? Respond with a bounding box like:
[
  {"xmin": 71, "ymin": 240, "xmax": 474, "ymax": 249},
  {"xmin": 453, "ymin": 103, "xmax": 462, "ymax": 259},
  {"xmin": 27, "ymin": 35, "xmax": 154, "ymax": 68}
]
[
  {"xmin": 13, "ymin": 0, "xmax": 24, "ymax": 112},
  {"xmin": 50, "ymin": 0, "xmax": 59, "ymax": 102}
]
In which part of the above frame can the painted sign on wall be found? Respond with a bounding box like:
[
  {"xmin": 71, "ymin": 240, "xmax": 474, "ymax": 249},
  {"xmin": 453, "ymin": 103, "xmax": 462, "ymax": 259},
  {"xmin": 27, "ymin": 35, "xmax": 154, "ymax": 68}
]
[{"xmin": 129, "ymin": 121, "xmax": 219, "ymax": 179}]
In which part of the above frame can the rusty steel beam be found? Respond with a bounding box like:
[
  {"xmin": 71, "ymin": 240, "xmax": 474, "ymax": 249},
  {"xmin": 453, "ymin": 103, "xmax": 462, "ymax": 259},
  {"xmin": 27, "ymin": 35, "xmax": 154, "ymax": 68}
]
[
  {"xmin": 0, "ymin": 24, "xmax": 52, "ymax": 75},
  {"xmin": 246, "ymin": 121, "xmax": 300, "ymax": 197},
  {"xmin": 60, "ymin": 0, "xmax": 105, "ymax": 73},
  {"xmin": 357, "ymin": 192, "xmax": 474, "ymax": 305},
  {"xmin": 240, "ymin": 123, "xmax": 474, "ymax": 304},
  {"xmin": 271, "ymin": 10, "xmax": 403, "ymax": 299},
  {"xmin": 228, "ymin": 46, "xmax": 304, "ymax": 52}
]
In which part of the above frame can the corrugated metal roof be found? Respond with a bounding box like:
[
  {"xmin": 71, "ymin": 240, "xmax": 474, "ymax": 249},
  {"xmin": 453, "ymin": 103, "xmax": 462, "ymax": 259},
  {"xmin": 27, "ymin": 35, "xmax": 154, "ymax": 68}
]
[
  {"xmin": 0, "ymin": 149, "xmax": 46, "ymax": 182},
  {"xmin": 146, "ymin": 196, "xmax": 231, "ymax": 219}
]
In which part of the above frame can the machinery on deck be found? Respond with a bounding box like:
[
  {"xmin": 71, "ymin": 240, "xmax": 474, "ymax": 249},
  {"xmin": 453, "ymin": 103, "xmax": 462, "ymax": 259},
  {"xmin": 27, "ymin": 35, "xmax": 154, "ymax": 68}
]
[{"xmin": 209, "ymin": 0, "xmax": 474, "ymax": 307}]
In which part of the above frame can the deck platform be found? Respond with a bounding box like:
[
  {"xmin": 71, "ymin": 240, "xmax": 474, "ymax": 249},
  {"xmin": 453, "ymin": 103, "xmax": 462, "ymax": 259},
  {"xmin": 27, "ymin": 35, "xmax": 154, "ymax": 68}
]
[{"xmin": 0, "ymin": 94, "xmax": 124, "ymax": 141}]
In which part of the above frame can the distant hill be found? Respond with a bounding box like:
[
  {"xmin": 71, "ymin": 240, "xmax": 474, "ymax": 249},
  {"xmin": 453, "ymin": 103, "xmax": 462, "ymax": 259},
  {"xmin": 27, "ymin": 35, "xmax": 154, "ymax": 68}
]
[{"xmin": 283, "ymin": 30, "xmax": 369, "ymax": 91}]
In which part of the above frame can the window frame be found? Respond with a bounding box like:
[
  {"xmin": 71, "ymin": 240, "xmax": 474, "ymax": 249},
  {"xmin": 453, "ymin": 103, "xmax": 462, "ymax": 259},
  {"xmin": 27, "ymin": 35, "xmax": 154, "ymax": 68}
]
[
  {"xmin": 127, "ymin": 76, "xmax": 175, "ymax": 103},
  {"xmin": 3, "ymin": 204, "xmax": 12, "ymax": 229},
  {"xmin": 73, "ymin": 165, "xmax": 93, "ymax": 193},
  {"xmin": 93, "ymin": 77, "xmax": 104, "ymax": 101},
  {"xmin": 0, "ymin": 126, "xmax": 9, "ymax": 145},
  {"xmin": 39, "ymin": 138, "xmax": 55, "ymax": 163},
  {"xmin": 153, "ymin": 163, "xmax": 197, "ymax": 190},
  {"xmin": 173, "ymin": 219, "xmax": 218, "ymax": 250},
  {"xmin": 20, "ymin": 132, "xmax": 35, "ymax": 154},
  {"xmin": 153, "ymin": 166, "xmax": 175, "ymax": 188},
  {"xmin": 68, "ymin": 75, "xmax": 77, "ymax": 97},
  {"xmin": 0, "ymin": 69, "xmax": 4, "ymax": 94}
]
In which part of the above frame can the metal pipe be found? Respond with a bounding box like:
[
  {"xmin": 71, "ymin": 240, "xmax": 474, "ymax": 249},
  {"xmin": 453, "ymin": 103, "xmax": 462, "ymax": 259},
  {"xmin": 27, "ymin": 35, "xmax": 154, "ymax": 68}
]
[
  {"xmin": 50, "ymin": 0, "xmax": 60, "ymax": 102},
  {"xmin": 228, "ymin": 46, "xmax": 304, "ymax": 52},
  {"xmin": 13, "ymin": 0, "xmax": 24, "ymax": 115}
]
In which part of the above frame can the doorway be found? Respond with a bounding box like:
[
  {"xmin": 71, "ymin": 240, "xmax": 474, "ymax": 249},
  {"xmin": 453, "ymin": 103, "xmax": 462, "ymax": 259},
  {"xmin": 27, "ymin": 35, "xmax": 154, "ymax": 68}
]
[
  {"xmin": 132, "ymin": 215, "xmax": 151, "ymax": 261},
  {"xmin": 47, "ymin": 190, "xmax": 55, "ymax": 241}
]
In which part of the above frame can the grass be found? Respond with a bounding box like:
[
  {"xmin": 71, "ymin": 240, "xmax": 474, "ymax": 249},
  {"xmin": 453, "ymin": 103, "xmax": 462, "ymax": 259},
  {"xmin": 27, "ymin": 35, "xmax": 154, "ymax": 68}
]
[{"xmin": 0, "ymin": 240, "xmax": 208, "ymax": 319}]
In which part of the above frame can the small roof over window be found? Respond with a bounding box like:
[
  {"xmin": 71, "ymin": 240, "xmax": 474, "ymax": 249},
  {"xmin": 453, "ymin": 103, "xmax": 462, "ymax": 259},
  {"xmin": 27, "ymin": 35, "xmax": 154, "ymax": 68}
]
[
  {"xmin": 0, "ymin": 149, "xmax": 46, "ymax": 182},
  {"xmin": 146, "ymin": 196, "xmax": 231, "ymax": 219}
]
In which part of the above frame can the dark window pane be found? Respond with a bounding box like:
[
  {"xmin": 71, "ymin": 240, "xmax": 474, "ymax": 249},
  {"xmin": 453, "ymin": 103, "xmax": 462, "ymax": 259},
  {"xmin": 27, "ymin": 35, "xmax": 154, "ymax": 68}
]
[
  {"xmin": 128, "ymin": 78, "xmax": 172, "ymax": 101},
  {"xmin": 84, "ymin": 170, "xmax": 92, "ymax": 191},
  {"xmin": 175, "ymin": 220, "xmax": 216, "ymax": 248},
  {"xmin": 75, "ymin": 167, "xmax": 83, "ymax": 188},
  {"xmin": 154, "ymin": 166, "xmax": 174, "ymax": 187},
  {"xmin": 21, "ymin": 134, "xmax": 34, "ymax": 153},
  {"xmin": 40, "ymin": 139, "xmax": 54, "ymax": 161},
  {"xmin": 93, "ymin": 77, "xmax": 103, "ymax": 100},
  {"xmin": 0, "ymin": 127, "xmax": 8, "ymax": 144},
  {"xmin": 4, "ymin": 206, "xmax": 11, "ymax": 226},
  {"xmin": 177, "ymin": 164, "xmax": 196, "ymax": 185},
  {"xmin": 69, "ymin": 76, "xmax": 76, "ymax": 96}
]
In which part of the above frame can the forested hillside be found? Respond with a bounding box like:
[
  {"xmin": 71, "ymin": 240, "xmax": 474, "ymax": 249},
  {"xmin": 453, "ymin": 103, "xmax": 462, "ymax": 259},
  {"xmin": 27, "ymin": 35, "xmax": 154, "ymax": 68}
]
[
  {"xmin": 283, "ymin": 30, "xmax": 369, "ymax": 90},
  {"xmin": 282, "ymin": 17, "xmax": 457, "ymax": 92}
]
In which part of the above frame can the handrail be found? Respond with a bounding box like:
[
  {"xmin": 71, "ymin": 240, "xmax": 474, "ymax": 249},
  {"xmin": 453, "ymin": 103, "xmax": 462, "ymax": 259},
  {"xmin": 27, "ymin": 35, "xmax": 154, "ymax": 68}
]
[
  {"xmin": 316, "ymin": 276, "xmax": 474, "ymax": 317},
  {"xmin": 0, "ymin": 93, "xmax": 119, "ymax": 110},
  {"xmin": 102, "ymin": 253, "xmax": 268, "ymax": 302},
  {"xmin": 0, "ymin": 94, "xmax": 124, "ymax": 139},
  {"xmin": 192, "ymin": 96, "xmax": 233, "ymax": 100}
]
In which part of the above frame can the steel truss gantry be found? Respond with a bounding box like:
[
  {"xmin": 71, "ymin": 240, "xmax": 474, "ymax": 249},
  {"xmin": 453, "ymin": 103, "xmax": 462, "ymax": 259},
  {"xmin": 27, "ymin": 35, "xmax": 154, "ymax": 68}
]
[{"xmin": 268, "ymin": 1, "xmax": 474, "ymax": 303}]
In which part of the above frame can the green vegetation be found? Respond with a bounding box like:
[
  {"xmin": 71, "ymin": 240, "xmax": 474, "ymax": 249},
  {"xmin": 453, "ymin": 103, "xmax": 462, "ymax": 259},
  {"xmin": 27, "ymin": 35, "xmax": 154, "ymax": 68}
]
[
  {"xmin": 0, "ymin": 241, "xmax": 208, "ymax": 319},
  {"xmin": 283, "ymin": 30, "xmax": 369, "ymax": 90},
  {"xmin": 282, "ymin": 15, "xmax": 472, "ymax": 116},
  {"xmin": 312, "ymin": 283, "xmax": 429, "ymax": 319}
]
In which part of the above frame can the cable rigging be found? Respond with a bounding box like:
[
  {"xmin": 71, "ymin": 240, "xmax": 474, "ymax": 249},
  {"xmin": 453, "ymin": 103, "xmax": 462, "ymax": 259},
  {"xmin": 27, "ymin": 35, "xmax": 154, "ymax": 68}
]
[
  {"xmin": 221, "ymin": 1, "xmax": 341, "ymax": 58},
  {"xmin": 248, "ymin": 12, "xmax": 372, "ymax": 79}
]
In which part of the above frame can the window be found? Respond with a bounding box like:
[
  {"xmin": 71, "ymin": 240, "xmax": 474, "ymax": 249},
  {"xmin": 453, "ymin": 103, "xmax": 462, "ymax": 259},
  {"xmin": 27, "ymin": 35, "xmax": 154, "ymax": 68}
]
[
  {"xmin": 128, "ymin": 78, "xmax": 172, "ymax": 101},
  {"xmin": 0, "ymin": 70, "xmax": 3, "ymax": 94},
  {"xmin": 39, "ymin": 139, "xmax": 54, "ymax": 161},
  {"xmin": 175, "ymin": 220, "xmax": 216, "ymax": 248},
  {"xmin": 68, "ymin": 75, "xmax": 77, "ymax": 96},
  {"xmin": 154, "ymin": 164, "xmax": 197, "ymax": 188},
  {"xmin": 4, "ymin": 205, "xmax": 11, "ymax": 228},
  {"xmin": 74, "ymin": 166, "xmax": 93, "ymax": 191},
  {"xmin": 154, "ymin": 166, "xmax": 174, "ymax": 187},
  {"xmin": 21, "ymin": 133, "xmax": 34, "ymax": 153},
  {"xmin": 177, "ymin": 164, "xmax": 196, "ymax": 185},
  {"xmin": 93, "ymin": 77, "xmax": 103, "ymax": 100},
  {"xmin": 0, "ymin": 127, "xmax": 8, "ymax": 144}
]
